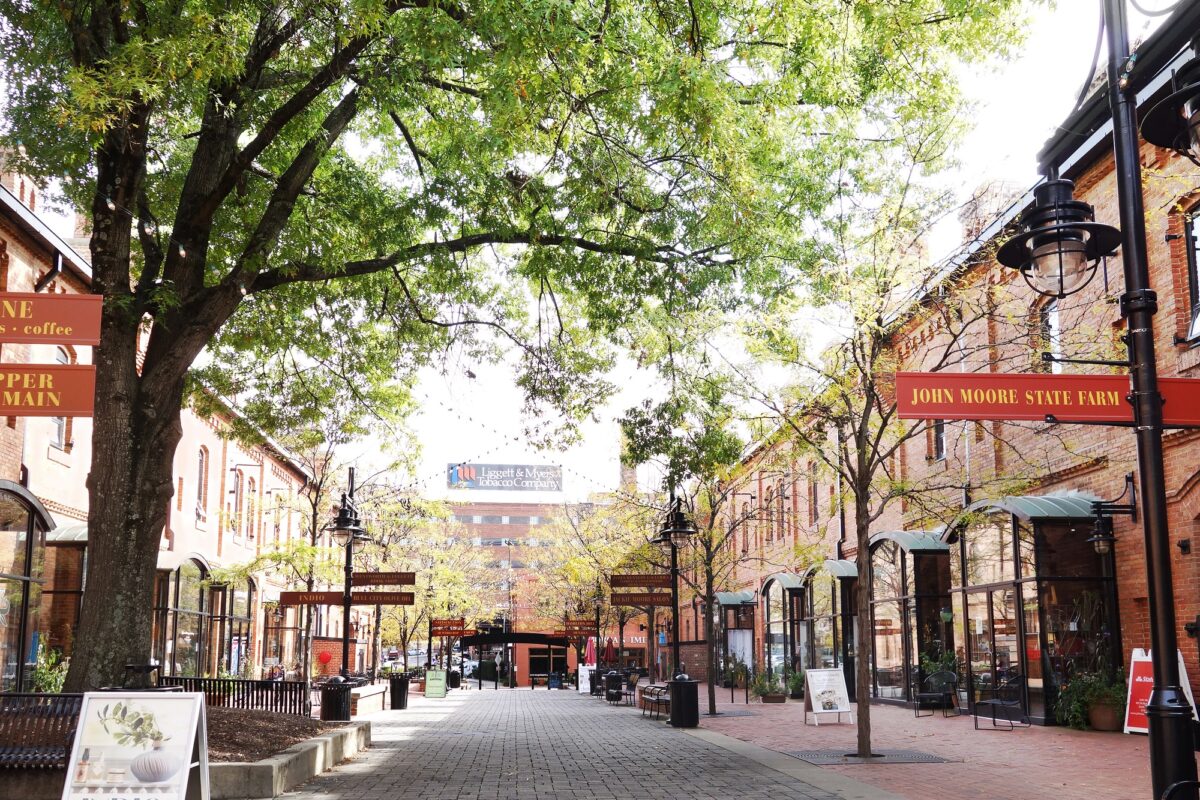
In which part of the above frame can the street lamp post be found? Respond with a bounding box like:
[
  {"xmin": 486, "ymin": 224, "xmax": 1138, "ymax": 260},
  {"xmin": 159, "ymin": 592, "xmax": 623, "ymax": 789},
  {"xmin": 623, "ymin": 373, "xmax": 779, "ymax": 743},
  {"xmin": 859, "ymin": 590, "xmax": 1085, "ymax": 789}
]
[
  {"xmin": 327, "ymin": 468, "xmax": 367, "ymax": 679},
  {"xmin": 998, "ymin": 7, "xmax": 1200, "ymax": 796},
  {"xmin": 656, "ymin": 487, "xmax": 697, "ymax": 678}
]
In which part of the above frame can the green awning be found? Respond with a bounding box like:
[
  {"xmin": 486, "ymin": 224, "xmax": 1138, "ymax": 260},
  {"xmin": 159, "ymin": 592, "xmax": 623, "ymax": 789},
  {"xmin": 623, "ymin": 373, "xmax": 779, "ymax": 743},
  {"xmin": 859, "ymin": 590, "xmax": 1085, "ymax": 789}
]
[
  {"xmin": 823, "ymin": 559, "xmax": 858, "ymax": 578},
  {"xmin": 715, "ymin": 591, "xmax": 755, "ymax": 606},
  {"xmin": 965, "ymin": 491, "xmax": 1100, "ymax": 521},
  {"xmin": 47, "ymin": 522, "xmax": 87, "ymax": 543},
  {"xmin": 871, "ymin": 530, "xmax": 949, "ymax": 553},
  {"xmin": 764, "ymin": 572, "xmax": 804, "ymax": 590}
]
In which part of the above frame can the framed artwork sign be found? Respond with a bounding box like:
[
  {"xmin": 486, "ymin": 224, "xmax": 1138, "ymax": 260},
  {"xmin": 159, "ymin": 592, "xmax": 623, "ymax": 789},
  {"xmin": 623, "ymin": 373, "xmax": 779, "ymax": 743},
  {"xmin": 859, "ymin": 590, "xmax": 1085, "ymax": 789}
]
[
  {"xmin": 804, "ymin": 669, "xmax": 854, "ymax": 726},
  {"xmin": 62, "ymin": 692, "xmax": 209, "ymax": 800}
]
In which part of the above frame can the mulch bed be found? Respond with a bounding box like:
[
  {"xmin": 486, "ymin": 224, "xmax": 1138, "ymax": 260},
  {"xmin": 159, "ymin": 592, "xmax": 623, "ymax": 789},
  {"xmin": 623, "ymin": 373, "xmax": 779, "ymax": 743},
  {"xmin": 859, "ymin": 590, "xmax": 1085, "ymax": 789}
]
[{"xmin": 205, "ymin": 708, "xmax": 349, "ymax": 763}]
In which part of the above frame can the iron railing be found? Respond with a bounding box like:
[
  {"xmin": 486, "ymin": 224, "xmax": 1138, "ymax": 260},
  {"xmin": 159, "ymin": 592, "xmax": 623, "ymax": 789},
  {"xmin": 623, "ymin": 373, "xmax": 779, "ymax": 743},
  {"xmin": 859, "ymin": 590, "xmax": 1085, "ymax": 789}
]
[{"xmin": 158, "ymin": 676, "xmax": 308, "ymax": 716}]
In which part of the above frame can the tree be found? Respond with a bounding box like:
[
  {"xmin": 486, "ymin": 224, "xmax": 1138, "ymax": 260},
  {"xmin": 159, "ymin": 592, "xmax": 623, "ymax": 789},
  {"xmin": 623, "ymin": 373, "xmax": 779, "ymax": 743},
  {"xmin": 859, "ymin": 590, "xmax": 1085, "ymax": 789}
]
[{"xmin": 1, "ymin": 0, "xmax": 1036, "ymax": 688}]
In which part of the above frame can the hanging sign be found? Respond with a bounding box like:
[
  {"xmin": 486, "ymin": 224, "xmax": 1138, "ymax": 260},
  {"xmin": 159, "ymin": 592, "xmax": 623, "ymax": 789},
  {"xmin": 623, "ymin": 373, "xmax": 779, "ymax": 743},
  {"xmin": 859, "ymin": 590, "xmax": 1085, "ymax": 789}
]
[
  {"xmin": 62, "ymin": 692, "xmax": 209, "ymax": 800},
  {"xmin": 0, "ymin": 364, "xmax": 95, "ymax": 416},
  {"xmin": 352, "ymin": 571, "xmax": 416, "ymax": 586},
  {"xmin": 611, "ymin": 592, "xmax": 671, "ymax": 606},
  {"xmin": 278, "ymin": 591, "xmax": 413, "ymax": 605},
  {"xmin": 611, "ymin": 574, "xmax": 672, "ymax": 589},
  {"xmin": 804, "ymin": 669, "xmax": 854, "ymax": 726},
  {"xmin": 0, "ymin": 292, "xmax": 102, "ymax": 345},
  {"xmin": 897, "ymin": 371, "xmax": 1200, "ymax": 427},
  {"xmin": 1124, "ymin": 648, "xmax": 1198, "ymax": 734}
]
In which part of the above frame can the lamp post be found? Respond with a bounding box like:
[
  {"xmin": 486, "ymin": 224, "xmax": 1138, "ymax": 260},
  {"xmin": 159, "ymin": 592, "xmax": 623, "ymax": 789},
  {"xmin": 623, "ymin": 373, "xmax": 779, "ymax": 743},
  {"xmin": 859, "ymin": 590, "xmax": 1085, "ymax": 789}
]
[
  {"xmin": 997, "ymin": 6, "xmax": 1199, "ymax": 796},
  {"xmin": 326, "ymin": 469, "xmax": 368, "ymax": 678},
  {"xmin": 655, "ymin": 487, "xmax": 697, "ymax": 678}
]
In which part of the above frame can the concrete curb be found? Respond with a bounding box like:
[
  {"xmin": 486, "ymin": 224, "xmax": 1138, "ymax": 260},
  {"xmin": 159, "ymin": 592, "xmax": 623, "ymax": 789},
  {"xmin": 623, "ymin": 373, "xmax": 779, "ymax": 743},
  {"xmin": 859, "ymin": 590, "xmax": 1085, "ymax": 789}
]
[
  {"xmin": 683, "ymin": 726, "xmax": 906, "ymax": 800},
  {"xmin": 210, "ymin": 720, "xmax": 371, "ymax": 799}
]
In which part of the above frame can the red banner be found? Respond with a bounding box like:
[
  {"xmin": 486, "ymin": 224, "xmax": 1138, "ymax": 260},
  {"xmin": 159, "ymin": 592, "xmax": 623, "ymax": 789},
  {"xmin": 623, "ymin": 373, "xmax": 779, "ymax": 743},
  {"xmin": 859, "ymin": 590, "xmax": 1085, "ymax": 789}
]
[
  {"xmin": 278, "ymin": 591, "xmax": 413, "ymax": 605},
  {"xmin": 352, "ymin": 571, "xmax": 416, "ymax": 586},
  {"xmin": 611, "ymin": 592, "xmax": 671, "ymax": 606},
  {"xmin": 611, "ymin": 574, "xmax": 672, "ymax": 589},
  {"xmin": 0, "ymin": 364, "xmax": 95, "ymax": 417},
  {"xmin": 0, "ymin": 293, "xmax": 102, "ymax": 345},
  {"xmin": 896, "ymin": 372, "xmax": 1200, "ymax": 427}
]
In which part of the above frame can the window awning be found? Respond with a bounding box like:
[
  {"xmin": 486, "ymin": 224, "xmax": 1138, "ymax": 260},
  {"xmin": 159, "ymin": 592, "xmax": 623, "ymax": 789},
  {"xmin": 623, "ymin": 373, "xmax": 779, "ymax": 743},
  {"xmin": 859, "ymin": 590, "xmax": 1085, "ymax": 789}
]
[
  {"xmin": 870, "ymin": 530, "xmax": 950, "ymax": 553},
  {"xmin": 764, "ymin": 572, "xmax": 804, "ymax": 591},
  {"xmin": 47, "ymin": 521, "xmax": 87, "ymax": 543},
  {"xmin": 715, "ymin": 591, "xmax": 755, "ymax": 606},
  {"xmin": 823, "ymin": 559, "xmax": 858, "ymax": 578},
  {"xmin": 965, "ymin": 491, "xmax": 1101, "ymax": 521}
]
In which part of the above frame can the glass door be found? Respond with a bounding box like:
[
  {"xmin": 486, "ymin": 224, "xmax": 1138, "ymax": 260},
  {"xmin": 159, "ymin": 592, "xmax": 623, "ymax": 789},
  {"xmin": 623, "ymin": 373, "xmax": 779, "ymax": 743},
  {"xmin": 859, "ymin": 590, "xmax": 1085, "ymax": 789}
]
[{"xmin": 965, "ymin": 586, "xmax": 1022, "ymax": 712}]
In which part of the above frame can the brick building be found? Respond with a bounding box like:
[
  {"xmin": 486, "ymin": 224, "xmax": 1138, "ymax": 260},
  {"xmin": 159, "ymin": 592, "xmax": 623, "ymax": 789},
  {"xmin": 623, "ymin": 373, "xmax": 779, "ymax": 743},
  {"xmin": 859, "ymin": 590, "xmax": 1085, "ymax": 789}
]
[
  {"xmin": 0, "ymin": 165, "xmax": 375, "ymax": 688},
  {"xmin": 698, "ymin": 20, "xmax": 1200, "ymax": 725}
]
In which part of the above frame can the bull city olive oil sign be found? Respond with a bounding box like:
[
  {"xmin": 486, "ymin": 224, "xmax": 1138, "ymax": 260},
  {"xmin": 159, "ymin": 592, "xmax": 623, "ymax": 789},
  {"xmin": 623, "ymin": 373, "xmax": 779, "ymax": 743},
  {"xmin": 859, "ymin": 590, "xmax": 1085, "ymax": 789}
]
[
  {"xmin": 62, "ymin": 692, "xmax": 210, "ymax": 800},
  {"xmin": 898, "ymin": 372, "xmax": 1200, "ymax": 427}
]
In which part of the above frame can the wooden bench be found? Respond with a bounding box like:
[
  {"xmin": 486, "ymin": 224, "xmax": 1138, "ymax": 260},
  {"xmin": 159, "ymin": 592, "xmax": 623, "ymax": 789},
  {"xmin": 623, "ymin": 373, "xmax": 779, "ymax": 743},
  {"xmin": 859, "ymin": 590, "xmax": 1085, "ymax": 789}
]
[
  {"xmin": 640, "ymin": 684, "xmax": 670, "ymax": 720},
  {"xmin": 0, "ymin": 693, "xmax": 83, "ymax": 769}
]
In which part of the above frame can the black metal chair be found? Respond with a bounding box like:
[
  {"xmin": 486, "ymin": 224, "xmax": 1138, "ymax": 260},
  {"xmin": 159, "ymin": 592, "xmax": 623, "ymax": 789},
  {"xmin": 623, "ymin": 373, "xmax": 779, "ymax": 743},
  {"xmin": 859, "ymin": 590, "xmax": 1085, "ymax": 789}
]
[
  {"xmin": 914, "ymin": 670, "xmax": 959, "ymax": 718},
  {"xmin": 973, "ymin": 673, "xmax": 1030, "ymax": 730},
  {"xmin": 1162, "ymin": 780, "xmax": 1200, "ymax": 800}
]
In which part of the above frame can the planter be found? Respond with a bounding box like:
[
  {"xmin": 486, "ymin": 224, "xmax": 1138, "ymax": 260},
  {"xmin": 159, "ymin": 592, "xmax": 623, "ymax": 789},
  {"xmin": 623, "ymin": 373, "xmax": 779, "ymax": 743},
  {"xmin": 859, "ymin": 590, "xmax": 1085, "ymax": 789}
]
[
  {"xmin": 1088, "ymin": 701, "xmax": 1123, "ymax": 732},
  {"xmin": 789, "ymin": 690, "xmax": 804, "ymax": 700},
  {"xmin": 759, "ymin": 693, "xmax": 786, "ymax": 704}
]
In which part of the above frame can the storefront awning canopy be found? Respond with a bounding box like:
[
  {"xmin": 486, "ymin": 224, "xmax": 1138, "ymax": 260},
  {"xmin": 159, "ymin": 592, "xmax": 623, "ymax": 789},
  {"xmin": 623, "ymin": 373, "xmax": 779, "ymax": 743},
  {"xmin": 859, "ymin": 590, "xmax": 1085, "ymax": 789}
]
[
  {"xmin": 47, "ymin": 521, "xmax": 87, "ymax": 543},
  {"xmin": 870, "ymin": 530, "xmax": 949, "ymax": 553},
  {"xmin": 965, "ymin": 491, "xmax": 1101, "ymax": 521},
  {"xmin": 823, "ymin": 559, "xmax": 858, "ymax": 578},
  {"xmin": 764, "ymin": 572, "xmax": 804, "ymax": 590},
  {"xmin": 715, "ymin": 591, "xmax": 755, "ymax": 606}
]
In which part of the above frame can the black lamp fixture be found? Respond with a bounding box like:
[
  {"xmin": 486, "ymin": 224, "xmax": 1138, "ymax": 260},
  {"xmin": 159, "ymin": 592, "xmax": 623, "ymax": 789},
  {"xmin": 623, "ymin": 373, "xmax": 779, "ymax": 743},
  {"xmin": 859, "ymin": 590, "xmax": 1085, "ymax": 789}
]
[
  {"xmin": 328, "ymin": 495, "xmax": 368, "ymax": 553},
  {"xmin": 1088, "ymin": 473, "xmax": 1138, "ymax": 556},
  {"xmin": 1142, "ymin": 36, "xmax": 1200, "ymax": 166},
  {"xmin": 996, "ymin": 178, "xmax": 1122, "ymax": 298},
  {"xmin": 658, "ymin": 501, "xmax": 698, "ymax": 546}
]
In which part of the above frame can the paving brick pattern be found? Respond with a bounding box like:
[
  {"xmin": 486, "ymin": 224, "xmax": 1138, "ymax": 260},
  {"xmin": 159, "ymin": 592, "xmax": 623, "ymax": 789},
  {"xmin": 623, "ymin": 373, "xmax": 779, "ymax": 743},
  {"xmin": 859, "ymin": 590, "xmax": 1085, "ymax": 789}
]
[
  {"xmin": 282, "ymin": 689, "xmax": 842, "ymax": 800},
  {"xmin": 701, "ymin": 690, "xmax": 1183, "ymax": 800}
]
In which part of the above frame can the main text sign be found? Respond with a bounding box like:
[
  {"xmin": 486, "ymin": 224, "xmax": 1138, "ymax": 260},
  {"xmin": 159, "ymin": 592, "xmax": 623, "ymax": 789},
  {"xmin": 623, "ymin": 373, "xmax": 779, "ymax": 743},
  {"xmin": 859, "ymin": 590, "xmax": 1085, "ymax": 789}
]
[
  {"xmin": 610, "ymin": 592, "xmax": 671, "ymax": 607},
  {"xmin": 447, "ymin": 462, "xmax": 562, "ymax": 491},
  {"xmin": 897, "ymin": 372, "xmax": 1200, "ymax": 427},
  {"xmin": 611, "ymin": 574, "xmax": 672, "ymax": 589},
  {"xmin": 0, "ymin": 364, "xmax": 95, "ymax": 416},
  {"xmin": 352, "ymin": 571, "xmax": 416, "ymax": 586},
  {"xmin": 0, "ymin": 293, "xmax": 102, "ymax": 345},
  {"xmin": 278, "ymin": 591, "xmax": 413, "ymax": 605}
]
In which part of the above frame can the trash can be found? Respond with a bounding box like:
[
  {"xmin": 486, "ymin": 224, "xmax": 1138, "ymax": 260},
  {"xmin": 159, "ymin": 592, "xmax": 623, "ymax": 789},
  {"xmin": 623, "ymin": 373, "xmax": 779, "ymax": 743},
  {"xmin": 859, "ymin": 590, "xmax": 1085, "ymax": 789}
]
[
  {"xmin": 605, "ymin": 670, "xmax": 623, "ymax": 703},
  {"xmin": 448, "ymin": 670, "xmax": 461, "ymax": 689},
  {"xmin": 668, "ymin": 678, "xmax": 699, "ymax": 728},
  {"xmin": 389, "ymin": 674, "xmax": 410, "ymax": 710},
  {"xmin": 320, "ymin": 676, "xmax": 353, "ymax": 721}
]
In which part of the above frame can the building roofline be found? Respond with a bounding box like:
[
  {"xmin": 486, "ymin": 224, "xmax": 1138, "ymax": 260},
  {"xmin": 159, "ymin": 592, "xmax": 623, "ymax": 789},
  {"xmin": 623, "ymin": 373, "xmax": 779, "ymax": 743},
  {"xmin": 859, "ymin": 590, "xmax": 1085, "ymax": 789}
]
[{"xmin": 0, "ymin": 183, "xmax": 92, "ymax": 283}]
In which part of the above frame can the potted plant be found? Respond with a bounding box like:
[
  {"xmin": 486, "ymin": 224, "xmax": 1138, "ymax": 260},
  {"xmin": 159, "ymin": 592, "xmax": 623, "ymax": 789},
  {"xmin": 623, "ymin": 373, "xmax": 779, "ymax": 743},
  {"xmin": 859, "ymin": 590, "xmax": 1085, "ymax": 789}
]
[
  {"xmin": 787, "ymin": 669, "xmax": 805, "ymax": 700},
  {"xmin": 751, "ymin": 672, "xmax": 787, "ymax": 703},
  {"xmin": 1055, "ymin": 670, "xmax": 1126, "ymax": 731}
]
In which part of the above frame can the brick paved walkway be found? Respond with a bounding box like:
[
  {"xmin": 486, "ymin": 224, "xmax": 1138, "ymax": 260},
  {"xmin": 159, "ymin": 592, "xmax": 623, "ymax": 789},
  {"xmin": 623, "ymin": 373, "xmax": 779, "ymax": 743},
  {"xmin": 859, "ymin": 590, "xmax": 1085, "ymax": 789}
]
[
  {"xmin": 280, "ymin": 689, "xmax": 878, "ymax": 800},
  {"xmin": 701, "ymin": 688, "xmax": 1178, "ymax": 800}
]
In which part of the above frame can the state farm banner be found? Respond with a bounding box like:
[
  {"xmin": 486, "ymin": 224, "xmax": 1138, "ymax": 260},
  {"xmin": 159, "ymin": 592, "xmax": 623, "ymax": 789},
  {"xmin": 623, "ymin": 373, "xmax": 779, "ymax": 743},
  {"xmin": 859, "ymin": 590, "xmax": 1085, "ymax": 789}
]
[
  {"xmin": 896, "ymin": 372, "xmax": 1200, "ymax": 427},
  {"xmin": 0, "ymin": 364, "xmax": 95, "ymax": 416}
]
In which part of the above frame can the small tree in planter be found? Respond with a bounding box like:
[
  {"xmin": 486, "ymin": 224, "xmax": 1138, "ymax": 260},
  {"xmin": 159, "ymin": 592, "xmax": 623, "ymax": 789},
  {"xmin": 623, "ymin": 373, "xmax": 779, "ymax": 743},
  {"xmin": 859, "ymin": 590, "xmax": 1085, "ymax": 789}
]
[
  {"xmin": 787, "ymin": 669, "xmax": 805, "ymax": 700},
  {"xmin": 751, "ymin": 672, "xmax": 787, "ymax": 704}
]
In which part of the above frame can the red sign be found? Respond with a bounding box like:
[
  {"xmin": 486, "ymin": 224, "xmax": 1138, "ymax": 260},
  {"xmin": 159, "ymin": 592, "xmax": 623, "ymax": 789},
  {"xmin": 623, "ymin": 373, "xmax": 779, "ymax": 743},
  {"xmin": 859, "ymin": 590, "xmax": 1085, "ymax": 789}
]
[
  {"xmin": 897, "ymin": 372, "xmax": 1200, "ymax": 427},
  {"xmin": 278, "ymin": 591, "xmax": 413, "ymax": 605},
  {"xmin": 355, "ymin": 591, "xmax": 414, "ymax": 605},
  {"xmin": 611, "ymin": 574, "xmax": 672, "ymax": 589},
  {"xmin": 0, "ymin": 293, "xmax": 102, "ymax": 345},
  {"xmin": 352, "ymin": 571, "xmax": 416, "ymax": 586},
  {"xmin": 611, "ymin": 592, "xmax": 671, "ymax": 606},
  {"xmin": 0, "ymin": 364, "xmax": 95, "ymax": 417},
  {"xmin": 1125, "ymin": 655, "xmax": 1154, "ymax": 733},
  {"xmin": 432, "ymin": 618, "xmax": 465, "ymax": 627}
]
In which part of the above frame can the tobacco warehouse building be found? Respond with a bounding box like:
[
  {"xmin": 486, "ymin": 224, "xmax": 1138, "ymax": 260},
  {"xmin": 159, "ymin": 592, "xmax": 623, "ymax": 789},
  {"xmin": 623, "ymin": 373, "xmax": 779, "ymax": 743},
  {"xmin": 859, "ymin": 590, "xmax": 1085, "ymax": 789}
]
[{"xmin": 706, "ymin": 17, "xmax": 1200, "ymax": 725}]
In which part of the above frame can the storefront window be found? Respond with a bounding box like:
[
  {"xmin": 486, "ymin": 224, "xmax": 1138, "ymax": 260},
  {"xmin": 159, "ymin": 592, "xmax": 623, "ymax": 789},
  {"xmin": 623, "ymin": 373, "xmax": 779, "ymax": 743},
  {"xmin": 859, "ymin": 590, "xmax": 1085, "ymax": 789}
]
[
  {"xmin": 0, "ymin": 486, "xmax": 50, "ymax": 691},
  {"xmin": 764, "ymin": 580, "xmax": 787, "ymax": 675}
]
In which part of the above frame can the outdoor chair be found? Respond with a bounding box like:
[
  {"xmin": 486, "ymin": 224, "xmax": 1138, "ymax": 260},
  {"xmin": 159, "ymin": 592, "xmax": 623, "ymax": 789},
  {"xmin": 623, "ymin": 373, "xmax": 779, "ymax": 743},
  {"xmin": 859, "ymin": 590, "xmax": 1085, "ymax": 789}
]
[
  {"xmin": 621, "ymin": 673, "xmax": 639, "ymax": 706},
  {"xmin": 973, "ymin": 673, "xmax": 1030, "ymax": 730},
  {"xmin": 1161, "ymin": 780, "xmax": 1200, "ymax": 800},
  {"xmin": 914, "ymin": 670, "xmax": 959, "ymax": 718}
]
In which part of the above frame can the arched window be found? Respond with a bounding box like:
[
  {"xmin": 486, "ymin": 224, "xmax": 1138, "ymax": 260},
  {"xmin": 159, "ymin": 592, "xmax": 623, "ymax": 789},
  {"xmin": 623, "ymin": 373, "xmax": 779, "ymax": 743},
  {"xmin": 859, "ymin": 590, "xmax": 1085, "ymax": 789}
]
[
  {"xmin": 232, "ymin": 471, "xmax": 244, "ymax": 536},
  {"xmin": 246, "ymin": 477, "xmax": 257, "ymax": 539},
  {"xmin": 776, "ymin": 480, "xmax": 786, "ymax": 541},
  {"xmin": 50, "ymin": 347, "xmax": 71, "ymax": 450},
  {"xmin": 764, "ymin": 487, "xmax": 774, "ymax": 543},
  {"xmin": 196, "ymin": 447, "xmax": 209, "ymax": 521},
  {"xmin": 740, "ymin": 502, "xmax": 749, "ymax": 552}
]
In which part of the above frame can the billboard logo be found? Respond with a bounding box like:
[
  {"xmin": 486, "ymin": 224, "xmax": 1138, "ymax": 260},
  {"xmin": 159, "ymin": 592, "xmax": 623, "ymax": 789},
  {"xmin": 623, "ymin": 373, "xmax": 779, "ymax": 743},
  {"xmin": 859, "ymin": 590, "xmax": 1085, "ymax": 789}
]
[{"xmin": 447, "ymin": 463, "xmax": 562, "ymax": 492}]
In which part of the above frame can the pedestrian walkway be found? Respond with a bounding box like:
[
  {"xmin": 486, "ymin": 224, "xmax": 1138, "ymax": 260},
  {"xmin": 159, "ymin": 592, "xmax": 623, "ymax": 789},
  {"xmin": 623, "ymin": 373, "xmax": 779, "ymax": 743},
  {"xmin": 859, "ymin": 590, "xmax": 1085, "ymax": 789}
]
[
  {"xmin": 281, "ymin": 689, "xmax": 885, "ymax": 800},
  {"xmin": 702, "ymin": 689, "xmax": 1164, "ymax": 800}
]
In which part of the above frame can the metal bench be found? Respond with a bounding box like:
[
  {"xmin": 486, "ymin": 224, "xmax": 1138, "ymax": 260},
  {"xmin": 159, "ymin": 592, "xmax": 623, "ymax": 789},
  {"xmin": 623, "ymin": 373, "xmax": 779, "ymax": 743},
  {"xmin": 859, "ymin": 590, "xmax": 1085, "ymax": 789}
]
[
  {"xmin": 0, "ymin": 693, "xmax": 83, "ymax": 769},
  {"xmin": 641, "ymin": 684, "xmax": 670, "ymax": 720}
]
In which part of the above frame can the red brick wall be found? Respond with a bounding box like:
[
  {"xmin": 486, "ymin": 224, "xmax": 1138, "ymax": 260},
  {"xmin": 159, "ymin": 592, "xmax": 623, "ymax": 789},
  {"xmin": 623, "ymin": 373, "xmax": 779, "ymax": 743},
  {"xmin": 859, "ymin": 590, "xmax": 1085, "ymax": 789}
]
[{"xmin": 313, "ymin": 636, "xmax": 358, "ymax": 677}]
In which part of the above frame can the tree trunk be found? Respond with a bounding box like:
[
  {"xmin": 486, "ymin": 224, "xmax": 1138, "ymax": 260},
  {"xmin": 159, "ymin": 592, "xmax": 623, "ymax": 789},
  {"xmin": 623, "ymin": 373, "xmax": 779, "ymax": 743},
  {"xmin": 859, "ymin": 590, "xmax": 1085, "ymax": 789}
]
[
  {"xmin": 705, "ymin": 565, "xmax": 717, "ymax": 715},
  {"xmin": 854, "ymin": 491, "xmax": 873, "ymax": 758},
  {"xmin": 372, "ymin": 604, "xmax": 383, "ymax": 672}
]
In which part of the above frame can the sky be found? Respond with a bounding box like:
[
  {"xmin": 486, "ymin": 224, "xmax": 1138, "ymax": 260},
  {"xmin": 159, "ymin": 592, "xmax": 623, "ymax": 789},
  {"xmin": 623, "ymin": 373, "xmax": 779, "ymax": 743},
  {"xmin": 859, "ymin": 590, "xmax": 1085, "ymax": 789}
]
[{"xmin": 27, "ymin": 2, "xmax": 1176, "ymax": 504}]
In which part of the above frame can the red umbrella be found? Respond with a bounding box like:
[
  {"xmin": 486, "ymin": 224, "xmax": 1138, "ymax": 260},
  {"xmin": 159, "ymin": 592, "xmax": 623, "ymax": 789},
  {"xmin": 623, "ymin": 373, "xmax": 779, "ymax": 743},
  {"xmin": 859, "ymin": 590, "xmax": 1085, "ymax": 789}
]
[
  {"xmin": 584, "ymin": 636, "xmax": 596, "ymax": 666},
  {"xmin": 603, "ymin": 637, "xmax": 616, "ymax": 665}
]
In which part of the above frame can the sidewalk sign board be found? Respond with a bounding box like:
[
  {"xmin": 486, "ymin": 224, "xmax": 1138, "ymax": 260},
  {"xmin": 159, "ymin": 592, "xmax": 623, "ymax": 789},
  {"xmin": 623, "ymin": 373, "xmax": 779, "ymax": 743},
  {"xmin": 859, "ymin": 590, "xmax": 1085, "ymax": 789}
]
[
  {"xmin": 62, "ymin": 691, "xmax": 209, "ymax": 800},
  {"xmin": 425, "ymin": 669, "xmax": 448, "ymax": 698},
  {"xmin": 804, "ymin": 669, "xmax": 853, "ymax": 726},
  {"xmin": 1124, "ymin": 649, "xmax": 1197, "ymax": 734}
]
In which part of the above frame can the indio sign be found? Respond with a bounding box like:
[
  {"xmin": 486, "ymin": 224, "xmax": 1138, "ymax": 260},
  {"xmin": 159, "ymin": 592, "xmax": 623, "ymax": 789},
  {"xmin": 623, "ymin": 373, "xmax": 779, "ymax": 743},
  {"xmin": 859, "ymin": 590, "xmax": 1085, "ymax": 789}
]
[
  {"xmin": 0, "ymin": 293, "xmax": 101, "ymax": 345},
  {"xmin": 897, "ymin": 372, "xmax": 1200, "ymax": 427},
  {"xmin": 0, "ymin": 365, "xmax": 94, "ymax": 416}
]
